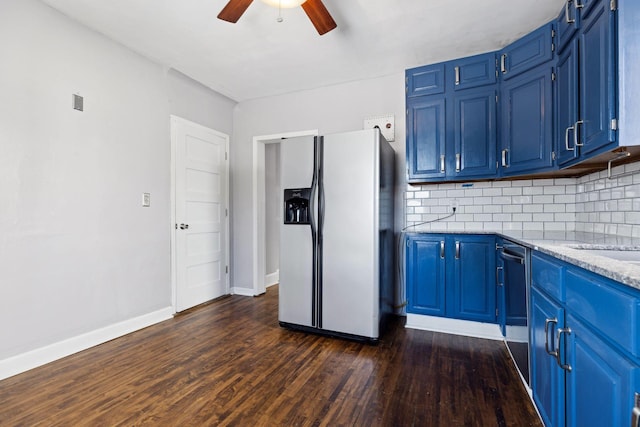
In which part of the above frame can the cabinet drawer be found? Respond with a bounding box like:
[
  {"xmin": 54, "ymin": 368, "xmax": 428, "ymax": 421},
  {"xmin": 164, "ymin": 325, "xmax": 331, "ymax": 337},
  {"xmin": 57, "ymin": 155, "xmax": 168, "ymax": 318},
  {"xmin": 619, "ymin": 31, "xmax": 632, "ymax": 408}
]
[
  {"xmin": 566, "ymin": 268, "xmax": 640, "ymax": 356},
  {"xmin": 406, "ymin": 64, "xmax": 445, "ymax": 97},
  {"xmin": 531, "ymin": 252, "xmax": 565, "ymax": 302}
]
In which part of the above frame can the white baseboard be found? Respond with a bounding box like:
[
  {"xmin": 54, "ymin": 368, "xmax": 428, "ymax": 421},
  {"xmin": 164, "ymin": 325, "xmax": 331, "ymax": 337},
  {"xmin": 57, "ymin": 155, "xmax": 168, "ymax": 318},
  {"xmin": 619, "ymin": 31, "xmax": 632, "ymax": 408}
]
[
  {"xmin": 406, "ymin": 313, "xmax": 503, "ymax": 340},
  {"xmin": 265, "ymin": 270, "xmax": 279, "ymax": 288},
  {"xmin": 232, "ymin": 286, "xmax": 256, "ymax": 296},
  {"xmin": 0, "ymin": 306, "xmax": 174, "ymax": 381}
]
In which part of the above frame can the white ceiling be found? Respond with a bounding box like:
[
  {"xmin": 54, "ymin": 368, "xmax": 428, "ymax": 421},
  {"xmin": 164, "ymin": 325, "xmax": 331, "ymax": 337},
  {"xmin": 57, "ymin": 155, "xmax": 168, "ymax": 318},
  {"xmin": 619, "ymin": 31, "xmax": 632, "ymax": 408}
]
[{"xmin": 40, "ymin": 0, "xmax": 565, "ymax": 102}]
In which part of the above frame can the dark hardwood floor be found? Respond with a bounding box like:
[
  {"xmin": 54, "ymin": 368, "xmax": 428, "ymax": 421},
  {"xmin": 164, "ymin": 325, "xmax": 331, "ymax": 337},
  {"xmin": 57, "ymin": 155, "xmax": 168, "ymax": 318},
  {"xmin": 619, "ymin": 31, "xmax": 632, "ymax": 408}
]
[{"xmin": 0, "ymin": 286, "xmax": 542, "ymax": 426}]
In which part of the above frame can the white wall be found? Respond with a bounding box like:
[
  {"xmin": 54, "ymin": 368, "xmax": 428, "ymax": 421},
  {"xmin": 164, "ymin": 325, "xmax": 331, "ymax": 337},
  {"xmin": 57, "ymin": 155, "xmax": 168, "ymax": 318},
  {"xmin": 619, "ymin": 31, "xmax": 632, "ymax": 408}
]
[
  {"xmin": 232, "ymin": 75, "xmax": 407, "ymax": 291},
  {"xmin": 265, "ymin": 143, "xmax": 280, "ymax": 276},
  {"xmin": 0, "ymin": 0, "xmax": 235, "ymax": 370},
  {"xmin": 166, "ymin": 69, "xmax": 235, "ymax": 135}
]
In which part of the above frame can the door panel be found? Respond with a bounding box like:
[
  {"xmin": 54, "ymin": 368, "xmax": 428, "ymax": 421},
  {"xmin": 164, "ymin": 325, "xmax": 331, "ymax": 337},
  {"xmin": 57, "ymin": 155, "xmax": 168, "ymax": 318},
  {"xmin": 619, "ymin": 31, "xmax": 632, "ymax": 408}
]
[
  {"xmin": 407, "ymin": 96, "xmax": 446, "ymax": 181},
  {"xmin": 530, "ymin": 288, "xmax": 565, "ymax": 427},
  {"xmin": 451, "ymin": 237, "xmax": 496, "ymax": 323},
  {"xmin": 278, "ymin": 136, "xmax": 315, "ymax": 327},
  {"xmin": 406, "ymin": 236, "xmax": 446, "ymax": 316},
  {"xmin": 453, "ymin": 88, "xmax": 497, "ymax": 178},
  {"xmin": 578, "ymin": 1, "xmax": 616, "ymax": 155},
  {"xmin": 566, "ymin": 314, "xmax": 640, "ymax": 427},
  {"xmin": 556, "ymin": 39, "xmax": 580, "ymax": 166},
  {"xmin": 173, "ymin": 117, "xmax": 228, "ymax": 312},
  {"xmin": 321, "ymin": 130, "xmax": 378, "ymax": 338}
]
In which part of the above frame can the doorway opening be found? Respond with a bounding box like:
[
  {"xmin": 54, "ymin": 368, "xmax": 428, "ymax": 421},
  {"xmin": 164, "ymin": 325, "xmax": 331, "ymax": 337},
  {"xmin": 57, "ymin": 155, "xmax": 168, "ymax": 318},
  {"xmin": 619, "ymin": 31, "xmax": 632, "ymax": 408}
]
[{"xmin": 252, "ymin": 129, "xmax": 318, "ymax": 295}]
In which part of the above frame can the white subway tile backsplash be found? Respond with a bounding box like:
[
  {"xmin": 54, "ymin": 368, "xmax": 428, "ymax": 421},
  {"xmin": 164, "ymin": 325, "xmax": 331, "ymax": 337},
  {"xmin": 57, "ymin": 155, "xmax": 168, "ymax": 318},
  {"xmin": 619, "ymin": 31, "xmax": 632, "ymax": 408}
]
[{"xmin": 405, "ymin": 162, "xmax": 640, "ymax": 237}]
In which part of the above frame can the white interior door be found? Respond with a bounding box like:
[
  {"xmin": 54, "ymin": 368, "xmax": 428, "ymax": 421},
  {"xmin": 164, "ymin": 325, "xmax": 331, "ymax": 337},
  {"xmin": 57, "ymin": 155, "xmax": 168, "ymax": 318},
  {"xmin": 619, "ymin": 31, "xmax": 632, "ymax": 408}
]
[{"xmin": 172, "ymin": 116, "xmax": 229, "ymax": 312}]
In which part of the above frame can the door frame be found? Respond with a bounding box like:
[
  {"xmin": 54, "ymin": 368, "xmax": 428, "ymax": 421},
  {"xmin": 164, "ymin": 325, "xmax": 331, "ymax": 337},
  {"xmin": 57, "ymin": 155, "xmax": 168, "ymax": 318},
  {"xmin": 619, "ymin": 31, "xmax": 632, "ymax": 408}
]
[
  {"xmin": 170, "ymin": 115, "xmax": 230, "ymax": 312},
  {"xmin": 252, "ymin": 129, "xmax": 318, "ymax": 296}
]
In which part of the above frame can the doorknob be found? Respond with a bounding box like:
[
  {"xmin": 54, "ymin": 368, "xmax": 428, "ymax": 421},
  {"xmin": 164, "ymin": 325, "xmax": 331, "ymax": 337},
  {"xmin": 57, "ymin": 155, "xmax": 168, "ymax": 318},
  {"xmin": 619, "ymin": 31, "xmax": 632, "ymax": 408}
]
[{"xmin": 179, "ymin": 223, "xmax": 189, "ymax": 230}]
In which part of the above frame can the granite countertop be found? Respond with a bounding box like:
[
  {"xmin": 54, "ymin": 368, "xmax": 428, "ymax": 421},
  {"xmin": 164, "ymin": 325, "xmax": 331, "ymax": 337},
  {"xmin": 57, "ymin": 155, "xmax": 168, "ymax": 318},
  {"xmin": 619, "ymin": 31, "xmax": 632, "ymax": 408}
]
[{"xmin": 407, "ymin": 230, "xmax": 640, "ymax": 291}]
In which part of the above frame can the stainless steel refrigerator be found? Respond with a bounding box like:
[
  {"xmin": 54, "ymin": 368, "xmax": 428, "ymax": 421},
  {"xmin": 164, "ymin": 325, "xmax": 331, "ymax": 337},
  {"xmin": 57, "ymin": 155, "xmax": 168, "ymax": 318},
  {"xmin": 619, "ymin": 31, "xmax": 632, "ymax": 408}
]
[{"xmin": 278, "ymin": 128, "xmax": 394, "ymax": 342}]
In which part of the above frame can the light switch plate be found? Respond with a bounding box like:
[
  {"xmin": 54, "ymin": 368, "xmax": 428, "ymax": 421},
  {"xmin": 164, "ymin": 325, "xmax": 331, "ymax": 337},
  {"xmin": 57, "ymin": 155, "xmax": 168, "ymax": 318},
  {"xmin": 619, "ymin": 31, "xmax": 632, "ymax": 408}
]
[
  {"xmin": 364, "ymin": 114, "xmax": 395, "ymax": 142},
  {"xmin": 142, "ymin": 193, "xmax": 151, "ymax": 207}
]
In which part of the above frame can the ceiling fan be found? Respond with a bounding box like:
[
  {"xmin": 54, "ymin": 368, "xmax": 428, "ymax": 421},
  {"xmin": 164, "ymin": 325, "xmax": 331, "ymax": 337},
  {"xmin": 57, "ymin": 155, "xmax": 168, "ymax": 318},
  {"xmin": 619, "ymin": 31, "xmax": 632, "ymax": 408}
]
[{"xmin": 217, "ymin": 0, "xmax": 337, "ymax": 35}]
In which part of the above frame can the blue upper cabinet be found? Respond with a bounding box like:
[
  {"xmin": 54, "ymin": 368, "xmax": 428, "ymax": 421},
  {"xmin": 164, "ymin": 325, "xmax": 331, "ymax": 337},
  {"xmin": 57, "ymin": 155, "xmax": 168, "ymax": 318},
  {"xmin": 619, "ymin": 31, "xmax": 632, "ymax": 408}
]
[
  {"xmin": 555, "ymin": 39, "xmax": 580, "ymax": 166},
  {"xmin": 557, "ymin": 0, "xmax": 580, "ymax": 52},
  {"xmin": 406, "ymin": 63, "xmax": 445, "ymax": 98},
  {"xmin": 500, "ymin": 63, "xmax": 554, "ymax": 176},
  {"xmin": 406, "ymin": 53, "xmax": 498, "ymax": 183},
  {"xmin": 555, "ymin": 0, "xmax": 617, "ymax": 166},
  {"xmin": 499, "ymin": 23, "xmax": 555, "ymax": 80},
  {"xmin": 450, "ymin": 52, "xmax": 497, "ymax": 91},
  {"xmin": 406, "ymin": 96, "xmax": 447, "ymax": 181},
  {"xmin": 577, "ymin": 0, "xmax": 617, "ymax": 156},
  {"xmin": 499, "ymin": 22, "xmax": 556, "ymax": 176},
  {"xmin": 453, "ymin": 87, "xmax": 497, "ymax": 178}
]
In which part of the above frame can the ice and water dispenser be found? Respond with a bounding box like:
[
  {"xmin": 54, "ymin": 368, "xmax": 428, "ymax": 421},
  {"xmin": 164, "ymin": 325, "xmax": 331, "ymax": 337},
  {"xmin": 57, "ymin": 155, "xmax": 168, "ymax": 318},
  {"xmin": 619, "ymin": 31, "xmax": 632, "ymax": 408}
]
[{"xmin": 283, "ymin": 188, "xmax": 312, "ymax": 225}]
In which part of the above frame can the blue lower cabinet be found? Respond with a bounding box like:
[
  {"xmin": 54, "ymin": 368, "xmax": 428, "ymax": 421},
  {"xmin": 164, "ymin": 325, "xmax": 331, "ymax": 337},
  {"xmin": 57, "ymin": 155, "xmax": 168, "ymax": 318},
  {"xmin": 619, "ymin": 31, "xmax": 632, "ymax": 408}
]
[
  {"xmin": 449, "ymin": 236, "xmax": 496, "ymax": 322},
  {"xmin": 406, "ymin": 233, "xmax": 496, "ymax": 324},
  {"xmin": 406, "ymin": 234, "xmax": 446, "ymax": 316},
  {"xmin": 530, "ymin": 287, "xmax": 565, "ymax": 427},
  {"xmin": 531, "ymin": 251, "xmax": 640, "ymax": 427},
  {"xmin": 565, "ymin": 314, "xmax": 640, "ymax": 427}
]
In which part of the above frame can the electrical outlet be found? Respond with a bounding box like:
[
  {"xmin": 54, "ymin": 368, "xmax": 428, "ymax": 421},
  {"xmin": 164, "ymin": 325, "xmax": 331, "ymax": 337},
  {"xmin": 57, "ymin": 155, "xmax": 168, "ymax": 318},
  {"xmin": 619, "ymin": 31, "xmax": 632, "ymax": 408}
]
[
  {"xmin": 142, "ymin": 193, "xmax": 151, "ymax": 207},
  {"xmin": 450, "ymin": 199, "xmax": 459, "ymax": 212}
]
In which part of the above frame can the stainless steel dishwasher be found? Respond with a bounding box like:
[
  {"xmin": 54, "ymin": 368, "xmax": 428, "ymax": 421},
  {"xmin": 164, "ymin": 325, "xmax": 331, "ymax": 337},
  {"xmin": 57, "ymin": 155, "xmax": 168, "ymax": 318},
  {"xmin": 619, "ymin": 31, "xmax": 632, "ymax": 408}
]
[{"xmin": 497, "ymin": 240, "xmax": 530, "ymax": 384}]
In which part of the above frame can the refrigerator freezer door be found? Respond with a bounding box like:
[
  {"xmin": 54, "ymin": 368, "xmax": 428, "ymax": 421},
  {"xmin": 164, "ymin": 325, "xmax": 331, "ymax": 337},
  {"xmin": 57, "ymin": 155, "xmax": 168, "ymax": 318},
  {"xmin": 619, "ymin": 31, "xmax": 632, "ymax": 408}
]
[
  {"xmin": 279, "ymin": 136, "xmax": 316, "ymax": 327},
  {"xmin": 320, "ymin": 129, "xmax": 379, "ymax": 338}
]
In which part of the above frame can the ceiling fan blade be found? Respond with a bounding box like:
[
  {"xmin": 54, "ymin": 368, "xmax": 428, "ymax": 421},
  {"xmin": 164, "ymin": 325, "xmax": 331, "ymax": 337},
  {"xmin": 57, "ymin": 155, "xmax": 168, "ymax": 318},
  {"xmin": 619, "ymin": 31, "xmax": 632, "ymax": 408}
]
[
  {"xmin": 301, "ymin": 0, "xmax": 337, "ymax": 35},
  {"xmin": 217, "ymin": 0, "xmax": 254, "ymax": 23}
]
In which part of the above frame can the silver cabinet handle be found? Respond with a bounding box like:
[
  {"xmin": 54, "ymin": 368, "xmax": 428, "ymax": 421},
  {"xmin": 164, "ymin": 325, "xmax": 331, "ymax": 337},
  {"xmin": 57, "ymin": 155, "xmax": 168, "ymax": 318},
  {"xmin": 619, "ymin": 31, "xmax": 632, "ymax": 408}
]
[
  {"xmin": 440, "ymin": 241, "xmax": 445, "ymax": 259},
  {"xmin": 544, "ymin": 318, "xmax": 559, "ymax": 357},
  {"xmin": 501, "ymin": 149, "xmax": 509, "ymax": 167},
  {"xmin": 455, "ymin": 66, "xmax": 460, "ymax": 85},
  {"xmin": 575, "ymin": 0, "xmax": 584, "ymax": 8},
  {"xmin": 440, "ymin": 154, "xmax": 446, "ymax": 173},
  {"xmin": 496, "ymin": 266, "xmax": 503, "ymax": 286},
  {"xmin": 574, "ymin": 120, "xmax": 584, "ymax": 147},
  {"xmin": 501, "ymin": 54, "xmax": 507, "ymax": 74},
  {"xmin": 455, "ymin": 241, "xmax": 460, "ymax": 260},
  {"xmin": 565, "ymin": 125, "xmax": 575, "ymax": 151},
  {"xmin": 565, "ymin": 0, "xmax": 575, "ymax": 23},
  {"xmin": 556, "ymin": 327, "xmax": 572, "ymax": 371},
  {"xmin": 455, "ymin": 153, "xmax": 461, "ymax": 172},
  {"xmin": 632, "ymin": 393, "xmax": 640, "ymax": 427},
  {"xmin": 179, "ymin": 223, "xmax": 189, "ymax": 230}
]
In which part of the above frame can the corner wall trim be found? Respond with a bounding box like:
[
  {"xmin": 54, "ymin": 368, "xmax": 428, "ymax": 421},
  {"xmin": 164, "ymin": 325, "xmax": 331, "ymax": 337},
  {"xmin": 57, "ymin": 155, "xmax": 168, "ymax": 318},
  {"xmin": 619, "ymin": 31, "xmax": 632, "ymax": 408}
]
[
  {"xmin": 232, "ymin": 286, "xmax": 257, "ymax": 297},
  {"xmin": 0, "ymin": 307, "xmax": 174, "ymax": 381}
]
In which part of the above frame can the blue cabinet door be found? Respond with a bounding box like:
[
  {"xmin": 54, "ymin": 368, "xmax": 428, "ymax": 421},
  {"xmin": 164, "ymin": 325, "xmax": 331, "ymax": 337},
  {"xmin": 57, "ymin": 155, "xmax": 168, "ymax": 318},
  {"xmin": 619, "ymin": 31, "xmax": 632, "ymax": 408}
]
[
  {"xmin": 406, "ymin": 96, "xmax": 447, "ymax": 181},
  {"xmin": 450, "ymin": 52, "xmax": 497, "ymax": 91},
  {"xmin": 453, "ymin": 87, "xmax": 497, "ymax": 178},
  {"xmin": 565, "ymin": 314, "xmax": 640, "ymax": 427},
  {"xmin": 555, "ymin": 39, "xmax": 580, "ymax": 166},
  {"xmin": 449, "ymin": 235, "xmax": 496, "ymax": 323},
  {"xmin": 406, "ymin": 63, "xmax": 446, "ymax": 98},
  {"xmin": 556, "ymin": 0, "xmax": 579, "ymax": 53},
  {"xmin": 577, "ymin": 0, "xmax": 617, "ymax": 156},
  {"xmin": 500, "ymin": 63, "xmax": 554, "ymax": 176},
  {"xmin": 531, "ymin": 287, "xmax": 566, "ymax": 427},
  {"xmin": 500, "ymin": 22, "xmax": 555, "ymax": 80},
  {"xmin": 406, "ymin": 234, "xmax": 446, "ymax": 316}
]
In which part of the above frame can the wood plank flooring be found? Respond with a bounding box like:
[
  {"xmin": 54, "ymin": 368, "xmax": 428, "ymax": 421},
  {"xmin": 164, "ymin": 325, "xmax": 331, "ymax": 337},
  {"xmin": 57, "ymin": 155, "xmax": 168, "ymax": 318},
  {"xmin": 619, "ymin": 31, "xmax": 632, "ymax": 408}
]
[{"xmin": 0, "ymin": 286, "xmax": 542, "ymax": 426}]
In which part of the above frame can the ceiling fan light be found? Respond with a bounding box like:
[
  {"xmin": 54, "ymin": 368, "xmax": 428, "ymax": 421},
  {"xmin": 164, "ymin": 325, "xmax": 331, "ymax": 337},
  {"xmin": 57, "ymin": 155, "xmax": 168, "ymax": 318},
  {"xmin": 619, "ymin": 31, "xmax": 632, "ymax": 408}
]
[{"xmin": 259, "ymin": 0, "xmax": 306, "ymax": 9}]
